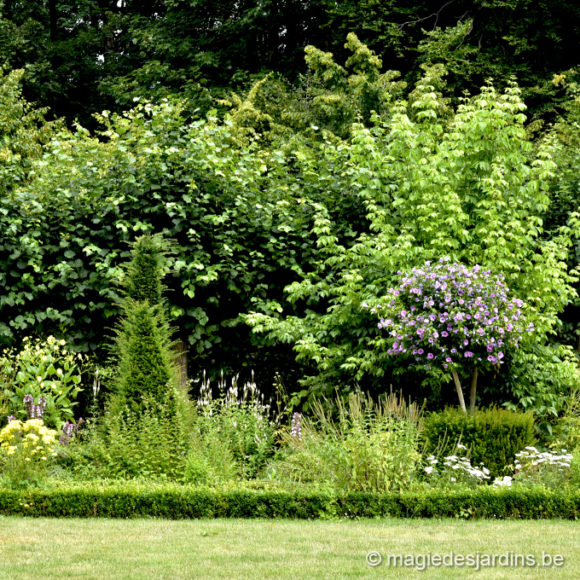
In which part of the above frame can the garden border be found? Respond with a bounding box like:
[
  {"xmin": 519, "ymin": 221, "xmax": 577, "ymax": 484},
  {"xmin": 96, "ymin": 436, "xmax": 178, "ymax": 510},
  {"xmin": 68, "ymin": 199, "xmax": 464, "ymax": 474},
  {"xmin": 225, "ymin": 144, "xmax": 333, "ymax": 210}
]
[{"xmin": 0, "ymin": 485, "xmax": 577, "ymax": 519}]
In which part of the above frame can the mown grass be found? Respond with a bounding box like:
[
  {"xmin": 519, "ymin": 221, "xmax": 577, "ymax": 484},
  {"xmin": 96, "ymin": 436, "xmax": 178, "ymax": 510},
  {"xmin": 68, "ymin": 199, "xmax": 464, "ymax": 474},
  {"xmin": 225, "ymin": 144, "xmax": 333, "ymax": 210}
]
[{"xmin": 0, "ymin": 517, "xmax": 577, "ymax": 579}]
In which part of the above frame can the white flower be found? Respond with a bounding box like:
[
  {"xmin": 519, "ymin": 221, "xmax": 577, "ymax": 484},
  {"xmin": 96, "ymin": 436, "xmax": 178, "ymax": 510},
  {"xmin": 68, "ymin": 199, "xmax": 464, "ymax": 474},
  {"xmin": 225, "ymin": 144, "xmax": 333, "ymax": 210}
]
[{"xmin": 493, "ymin": 476, "xmax": 512, "ymax": 487}]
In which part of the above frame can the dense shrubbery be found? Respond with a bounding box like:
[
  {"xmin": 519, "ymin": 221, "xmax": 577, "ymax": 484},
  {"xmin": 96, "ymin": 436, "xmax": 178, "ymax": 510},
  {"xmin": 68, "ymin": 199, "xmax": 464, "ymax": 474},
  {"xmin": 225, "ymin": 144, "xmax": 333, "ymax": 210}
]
[
  {"xmin": 0, "ymin": 36, "xmax": 578, "ymax": 516},
  {"xmin": 268, "ymin": 391, "xmax": 423, "ymax": 493}
]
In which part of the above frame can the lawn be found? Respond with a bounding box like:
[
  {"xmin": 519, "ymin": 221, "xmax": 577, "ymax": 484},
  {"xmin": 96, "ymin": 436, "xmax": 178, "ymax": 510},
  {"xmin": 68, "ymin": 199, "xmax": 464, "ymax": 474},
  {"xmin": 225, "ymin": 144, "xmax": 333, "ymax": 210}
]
[{"xmin": 0, "ymin": 517, "xmax": 576, "ymax": 579}]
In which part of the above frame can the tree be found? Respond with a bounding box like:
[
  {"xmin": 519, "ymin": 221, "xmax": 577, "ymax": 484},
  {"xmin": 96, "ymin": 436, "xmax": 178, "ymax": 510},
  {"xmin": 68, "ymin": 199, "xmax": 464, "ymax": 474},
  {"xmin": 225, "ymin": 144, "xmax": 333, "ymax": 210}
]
[
  {"xmin": 247, "ymin": 65, "xmax": 580, "ymax": 417},
  {"xmin": 372, "ymin": 259, "xmax": 532, "ymax": 413},
  {"xmin": 112, "ymin": 234, "xmax": 178, "ymax": 415},
  {"xmin": 1, "ymin": 2, "xmax": 578, "ymax": 125}
]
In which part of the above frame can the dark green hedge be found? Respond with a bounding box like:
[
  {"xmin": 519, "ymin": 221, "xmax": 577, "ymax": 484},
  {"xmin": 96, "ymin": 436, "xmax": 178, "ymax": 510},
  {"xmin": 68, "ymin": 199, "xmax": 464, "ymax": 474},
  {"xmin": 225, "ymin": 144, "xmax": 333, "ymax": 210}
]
[
  {"xmin": 423, "ymin": 407, "xmax": 536, "ymax": 478},
  {"xmin": 0, "ymin": 485, "xmax": 577, "ymax": 519}
]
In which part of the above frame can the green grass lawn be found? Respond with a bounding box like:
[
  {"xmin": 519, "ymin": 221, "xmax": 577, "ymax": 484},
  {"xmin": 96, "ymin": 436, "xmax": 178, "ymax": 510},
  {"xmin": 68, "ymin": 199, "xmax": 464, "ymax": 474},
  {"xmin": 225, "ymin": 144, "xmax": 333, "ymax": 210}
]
[{"xmin": 0, "ymin": 517, "xmax": 577, "ymax": 579}]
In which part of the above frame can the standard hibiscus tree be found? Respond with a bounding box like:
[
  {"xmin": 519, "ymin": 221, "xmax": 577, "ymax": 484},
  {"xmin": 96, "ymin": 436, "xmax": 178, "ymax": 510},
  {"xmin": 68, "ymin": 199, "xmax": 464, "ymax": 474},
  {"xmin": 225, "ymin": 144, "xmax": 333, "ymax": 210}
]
[{"xmin": 371, "ymin": 258, "xmax": 534, "ymax": 413}]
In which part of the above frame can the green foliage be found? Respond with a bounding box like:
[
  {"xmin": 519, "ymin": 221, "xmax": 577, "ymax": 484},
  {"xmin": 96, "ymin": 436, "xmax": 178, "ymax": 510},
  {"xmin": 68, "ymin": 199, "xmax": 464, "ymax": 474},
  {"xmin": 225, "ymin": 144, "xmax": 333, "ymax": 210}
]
[
  {"xmin": 99, "ymin": 400, "xmax": 187, "ymax": 481},
  {"xmin": 423, "ymin": 407, "xmax": 536, "ymax": 479},
  {"xmin": 109, "ymin": 234, "xmax": 180, "ymax": 411},
  {"xmin": 0, "ymin": 97, "xmax": 314, "ymax": 381},
  {"xmin": 0, "ymin": 418, "xmax": 58, "ymax": 488},
  {"xmin": 290, "ymin": 33, "xmax": 406, "ymax": 138},
  {"xmin": 112, "ymin": 301, "xmax": 179, "ymax": 416},
  {"xmin": 550, "ymin": 389, "xmax": 580, "ymax": 452},
  {"xmin": 269, "ymin": 391, "xmax": 423, "ymax": 493},
  {"xmin": 123, "ymin": 234, "xmax": 171, "ymax": 306},
  {"xmin": 2, "ymin": 0, "xmax": 577, "ymax": 127},
  {"xmin": 0, "ymin": 336, "xmax": 86, "ymax": 429},
  {"xmin": 246, "ymin": 67, "xmax": 579, "ymax": 409},
  {"xmin": 96, "ymin": 235, "xmax": 192, "ymax": 479},
  {"xmin": 0, "ymin": 68, "xmax": 59, "ymax": 195},
  {"xmin": 0, "ymin": 483, "xmax": 577, "ymax": 519},
  {"xmin": 504, "ymin": 343, "xmax": 580, "ymax": 432},
  {"xmin": 0, "ymin": 36, "xmax": 578, "ymax": 414}
]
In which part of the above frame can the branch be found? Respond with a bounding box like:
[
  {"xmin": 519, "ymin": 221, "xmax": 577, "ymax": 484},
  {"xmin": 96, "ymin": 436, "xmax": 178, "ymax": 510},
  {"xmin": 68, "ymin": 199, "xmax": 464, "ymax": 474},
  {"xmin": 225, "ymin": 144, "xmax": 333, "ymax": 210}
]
[{"xmin": 398, "ymin": 1, "xmax": 456, "ymax": 31}]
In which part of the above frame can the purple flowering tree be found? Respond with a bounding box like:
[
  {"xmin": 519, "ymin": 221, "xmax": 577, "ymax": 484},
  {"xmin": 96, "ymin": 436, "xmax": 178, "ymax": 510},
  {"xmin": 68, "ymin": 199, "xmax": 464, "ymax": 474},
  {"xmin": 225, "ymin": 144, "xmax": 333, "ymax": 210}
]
[{"xmin": 371, "ymin": 259, "xmax": 533, "ymax": 413}]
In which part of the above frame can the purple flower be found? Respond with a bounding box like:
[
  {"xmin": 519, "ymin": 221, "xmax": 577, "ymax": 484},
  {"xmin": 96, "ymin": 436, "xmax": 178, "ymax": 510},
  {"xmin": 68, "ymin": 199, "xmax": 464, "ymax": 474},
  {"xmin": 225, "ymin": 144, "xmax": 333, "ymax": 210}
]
[{"xmin": 375, "ymin": 259, "xmax": 527, "ymax": 371}]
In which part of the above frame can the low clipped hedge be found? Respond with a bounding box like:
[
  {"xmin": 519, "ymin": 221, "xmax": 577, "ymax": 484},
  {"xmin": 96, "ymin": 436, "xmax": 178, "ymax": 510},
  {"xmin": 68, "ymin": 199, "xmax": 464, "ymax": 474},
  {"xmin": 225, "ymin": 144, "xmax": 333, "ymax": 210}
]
[{"xmin": 0, "ymin": 484, "xmax": 577, "ymax": 519}]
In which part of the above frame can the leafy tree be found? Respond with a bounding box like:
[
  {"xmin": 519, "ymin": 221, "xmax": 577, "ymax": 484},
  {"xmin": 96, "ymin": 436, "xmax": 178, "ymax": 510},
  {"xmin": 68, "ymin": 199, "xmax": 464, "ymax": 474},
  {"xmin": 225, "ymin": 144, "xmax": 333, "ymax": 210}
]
[
  {"xmin": 0, "ymin": 68, "xmax": 59, "ymax": 195},
  {"xmin": 543, "ymin": 70, "xmax": 580, "ymax": 354},
  {"xmin": 246, "ymin": 65, "xmax": 580, "ymax": 417},
  {"xmin": 372, "ymin": 259, "xmax": 532, "ymax": 413},
  {"xmin": 1, "ymin": 2, "xmax": 578, "ymax": 125}
]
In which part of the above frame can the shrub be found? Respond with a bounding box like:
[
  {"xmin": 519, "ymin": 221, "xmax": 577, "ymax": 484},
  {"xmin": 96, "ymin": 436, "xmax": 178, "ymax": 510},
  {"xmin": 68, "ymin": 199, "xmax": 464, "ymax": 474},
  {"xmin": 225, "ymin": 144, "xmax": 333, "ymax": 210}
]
[
  {"xmin": 111, "ymin": 300, "xmax": 180, "ymax": 417},
  {"xmin": 549, "ymin": 389, "xmax": 580, "ymax": 452},
  {"xmin": 0, "ymin": 483, "xmax": 577, "ymax": 519},
  {"xmin": 269, "ymin": 391, "xmax": 423, "ymax": 493},
  {"xmin": 0, "ymin": 336, "xmax": 86, "ymax": 429},
  {"xmin": 100, "ymin": 399, "xmax": 188, "ymax": 480},
  {"xmin": 423, "ymin": 407, "xmax": 535, "ymax": 479},
  {"xmin": 97, "ymin": 234, "xmax": 194, "ymax": 480},
  {"xmin": 110, "ymin": 234, "xmax": 181, "ymax": 415},
  {"xmin": 0, "ymin": 418, "xmax": 58, "ymax": 487}
]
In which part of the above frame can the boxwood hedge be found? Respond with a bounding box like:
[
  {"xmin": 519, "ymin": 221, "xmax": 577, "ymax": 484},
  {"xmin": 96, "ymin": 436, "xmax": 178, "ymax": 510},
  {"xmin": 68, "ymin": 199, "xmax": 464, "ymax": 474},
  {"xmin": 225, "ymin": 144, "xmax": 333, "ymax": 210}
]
[{"xmin": 0, "ymin": 484, "xmax": 577, "ymax": 520}]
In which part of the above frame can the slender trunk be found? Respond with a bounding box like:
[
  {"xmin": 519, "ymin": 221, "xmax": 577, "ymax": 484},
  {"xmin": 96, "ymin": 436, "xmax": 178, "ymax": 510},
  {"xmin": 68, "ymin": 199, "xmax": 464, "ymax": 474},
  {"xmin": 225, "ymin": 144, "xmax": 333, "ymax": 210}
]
[
  {"xmin": 469, "ymin": 367, "xmax": 478, "ymax": 414},
  {"xmin": 451, "ymin": 369, "xmax": 467, "ymax": 413},
  {"xmin": 173, "ymin": 339, "xmax": 188, "ymax": 392}
]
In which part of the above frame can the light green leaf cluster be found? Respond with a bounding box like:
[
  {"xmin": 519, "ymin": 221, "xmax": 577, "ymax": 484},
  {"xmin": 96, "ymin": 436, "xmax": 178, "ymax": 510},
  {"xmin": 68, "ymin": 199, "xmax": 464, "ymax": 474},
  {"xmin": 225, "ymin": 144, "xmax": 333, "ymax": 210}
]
[{"xmin": 246, "ymin": 66, "xmax": 579, "ymax": 409}]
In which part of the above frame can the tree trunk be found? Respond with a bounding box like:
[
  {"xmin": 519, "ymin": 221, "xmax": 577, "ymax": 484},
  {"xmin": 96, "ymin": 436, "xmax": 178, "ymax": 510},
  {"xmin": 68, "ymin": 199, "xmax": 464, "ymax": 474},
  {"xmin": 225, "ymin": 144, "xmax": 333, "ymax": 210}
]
[
  {"xmin": 469, "ymin": 367, "xmax": 478, "ymax": 414},
  {"xmin": 451, "ymin": 369, "xmax": 467, "ymax": 413},
  {"xmin": 173, "ymin": 339, "xmax": 188, "ymax": 392}
]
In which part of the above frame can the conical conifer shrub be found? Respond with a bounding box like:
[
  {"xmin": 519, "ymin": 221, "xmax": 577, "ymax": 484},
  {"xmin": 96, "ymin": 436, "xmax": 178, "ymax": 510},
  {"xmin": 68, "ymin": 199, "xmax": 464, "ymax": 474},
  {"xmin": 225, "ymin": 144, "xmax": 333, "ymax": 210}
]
[
  {"xmin": 112, "ymin": 234, "xmax": 179, "ymax": 416},
  {"xmin": 114, "ymin": 300, "xmax": 178, "ymax": 417},
  {"xmin": 101, "ymin": 234, "xmax": 192, "ymax": 478},
  {"xmin": 124, "ymin": 234, "xmax": 167, "ymax": 305}
]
